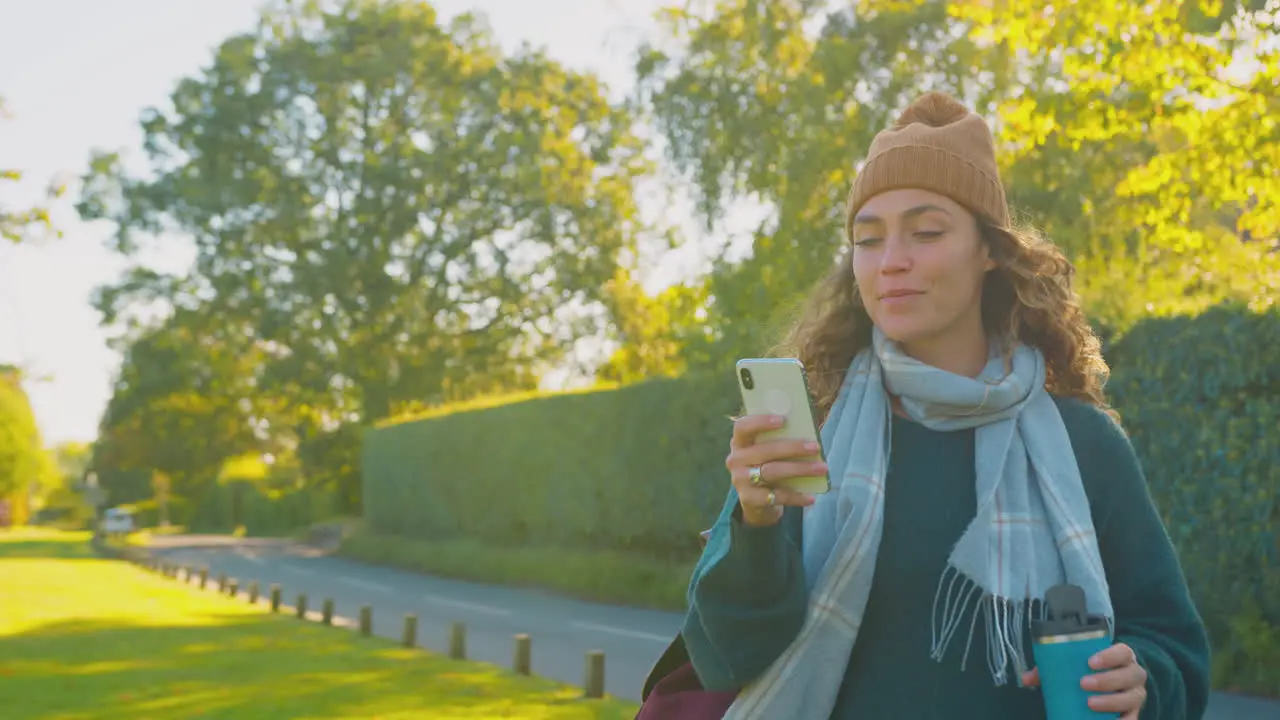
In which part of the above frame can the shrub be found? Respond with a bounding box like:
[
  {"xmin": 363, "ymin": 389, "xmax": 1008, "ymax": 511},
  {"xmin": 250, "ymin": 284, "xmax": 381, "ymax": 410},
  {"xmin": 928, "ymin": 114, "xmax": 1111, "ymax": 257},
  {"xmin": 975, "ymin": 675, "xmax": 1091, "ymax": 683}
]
[
  {"xmin": 1106, "ymin": 302, "xmax": 1279, "ymax": 694},
  {"xmin": 362, "ymin": 376, "xmax": 739, "ymax": 561}
]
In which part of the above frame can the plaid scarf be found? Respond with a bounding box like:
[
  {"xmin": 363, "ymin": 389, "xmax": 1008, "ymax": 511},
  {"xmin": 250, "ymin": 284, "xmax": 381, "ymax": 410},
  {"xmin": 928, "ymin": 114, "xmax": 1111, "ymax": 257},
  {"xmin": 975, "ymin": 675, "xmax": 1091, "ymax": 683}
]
[{"xmin": 722, "ymin": 328, "xmax": 1113, "ymax": 719}]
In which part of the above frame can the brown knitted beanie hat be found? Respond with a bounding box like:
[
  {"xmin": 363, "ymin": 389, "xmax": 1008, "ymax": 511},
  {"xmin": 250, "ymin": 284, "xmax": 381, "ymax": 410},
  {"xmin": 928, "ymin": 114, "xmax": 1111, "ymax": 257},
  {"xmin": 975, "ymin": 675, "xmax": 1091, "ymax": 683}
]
[{"xmin": 845, "ymin": 92, "xmax": 1011, "ymax": 234}]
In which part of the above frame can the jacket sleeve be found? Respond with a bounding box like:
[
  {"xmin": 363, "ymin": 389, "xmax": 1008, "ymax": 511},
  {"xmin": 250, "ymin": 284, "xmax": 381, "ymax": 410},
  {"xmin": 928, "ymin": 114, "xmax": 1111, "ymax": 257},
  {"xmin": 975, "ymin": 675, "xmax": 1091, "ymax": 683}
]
[
  {"xmin": 1076, "ymin": 404, "xmax": 1212, "ymax": 720},
  {"xmin": 680, "ymin": 489, "xmax": 809, "ymax": 691}
]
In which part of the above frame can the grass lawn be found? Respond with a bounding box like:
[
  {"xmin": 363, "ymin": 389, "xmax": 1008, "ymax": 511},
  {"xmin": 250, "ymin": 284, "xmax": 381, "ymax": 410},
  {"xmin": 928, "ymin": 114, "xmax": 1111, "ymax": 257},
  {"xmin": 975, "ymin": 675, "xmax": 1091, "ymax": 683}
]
[{"xmin": 0, "ymin": 528, "xmax": 640, "ymax": 720}]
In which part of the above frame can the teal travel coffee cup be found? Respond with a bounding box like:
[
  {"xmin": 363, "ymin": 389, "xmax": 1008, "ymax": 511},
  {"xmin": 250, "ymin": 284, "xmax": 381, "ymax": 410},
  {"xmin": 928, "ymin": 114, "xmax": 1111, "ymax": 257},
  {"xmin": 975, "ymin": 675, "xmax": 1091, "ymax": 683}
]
[{"xmin": 1030, "ymin": 584, "xmax": 1120, "ymax": 720}]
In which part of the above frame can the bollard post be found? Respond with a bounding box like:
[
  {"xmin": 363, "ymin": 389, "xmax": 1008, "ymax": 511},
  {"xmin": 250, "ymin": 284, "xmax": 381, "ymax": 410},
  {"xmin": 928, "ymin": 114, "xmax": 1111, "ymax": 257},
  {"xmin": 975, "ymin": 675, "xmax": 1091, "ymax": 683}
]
[
  {"xmin": 217, "ymin": 573, "xmax": 227, "ymax": 592},
  {"xmin": 359, "ymin": 606, "xmax": 372, "ymax": 636},
  {"xmin": 199, "ymin": 568, "xmax": 209, "ymax": 589},
  {"xmin": 270, "ymin": 584, "xmax": 281, "ymax": 613},
  {"xmin": 226, "ymin": 579, "xmax": 239, "ymax": 597},
  {"xmin": 513, "ymin": 634, "xmax": 531, "ymax": 675},
  {"xmin": 296, "ymin": 594, "xmax": 308, "ymax": 619},
  {"xmin": 449, "ymin": 621, "xmax": 466, "ymax": 660},
  {"xmin": 584, "ymin": 650, "xmax": 605, "ymax": 699},
  {"xmin": 402, "ymin": 614, "xmax": 418, "ymax": 647},
  {"xmin": 248, "ymin": 581, "xmax": 260, "ymax": 604},
  {"xmin": 322, "ymin": 599, "xmax": 334, "ymax": 625}
]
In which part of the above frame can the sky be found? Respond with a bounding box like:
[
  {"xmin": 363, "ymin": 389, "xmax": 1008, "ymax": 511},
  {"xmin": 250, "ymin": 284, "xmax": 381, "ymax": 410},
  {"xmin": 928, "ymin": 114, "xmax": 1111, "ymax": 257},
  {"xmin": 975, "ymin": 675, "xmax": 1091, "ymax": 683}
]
[{"xmin": 0, "ymin": 0, "xmax": 759, "ymax": 447}]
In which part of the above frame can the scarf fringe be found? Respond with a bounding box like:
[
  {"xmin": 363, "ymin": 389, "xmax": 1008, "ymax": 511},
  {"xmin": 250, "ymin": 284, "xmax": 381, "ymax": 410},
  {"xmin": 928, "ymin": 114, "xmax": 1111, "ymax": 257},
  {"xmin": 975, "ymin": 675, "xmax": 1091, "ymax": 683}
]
[{"xmin": 929, "ymin": 565, "xmax": 1048, "ymax": 686}]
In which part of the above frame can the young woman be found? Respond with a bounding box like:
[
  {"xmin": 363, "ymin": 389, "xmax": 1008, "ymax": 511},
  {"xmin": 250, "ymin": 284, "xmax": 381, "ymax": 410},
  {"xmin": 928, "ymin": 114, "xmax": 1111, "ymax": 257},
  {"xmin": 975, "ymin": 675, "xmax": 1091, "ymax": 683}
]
[{"xmin": 681, "ymin": 93, "xmax": 1211, "ymax": 719}]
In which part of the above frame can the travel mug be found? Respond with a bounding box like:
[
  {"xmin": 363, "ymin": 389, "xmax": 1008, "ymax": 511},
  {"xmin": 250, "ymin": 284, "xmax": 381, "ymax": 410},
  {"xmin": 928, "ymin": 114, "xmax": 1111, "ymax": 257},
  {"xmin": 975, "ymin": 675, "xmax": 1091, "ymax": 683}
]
[{"xmin": 1030, "ymin": 584, "xmax": 1120, "ymax": 720}]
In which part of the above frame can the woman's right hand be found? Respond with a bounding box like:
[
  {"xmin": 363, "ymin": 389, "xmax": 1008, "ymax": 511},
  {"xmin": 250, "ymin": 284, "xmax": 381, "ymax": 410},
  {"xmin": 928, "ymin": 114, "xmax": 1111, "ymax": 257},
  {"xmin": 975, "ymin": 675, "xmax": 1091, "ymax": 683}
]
[{"xmin": 726, "ymin": 414, "xmax": 826, "ymax": 527}]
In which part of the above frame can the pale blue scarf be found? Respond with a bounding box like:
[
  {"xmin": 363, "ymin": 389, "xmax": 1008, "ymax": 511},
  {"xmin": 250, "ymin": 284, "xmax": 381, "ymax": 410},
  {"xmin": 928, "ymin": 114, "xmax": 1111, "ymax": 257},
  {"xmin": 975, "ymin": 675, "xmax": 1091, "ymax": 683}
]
[{"xmin": 723, "ymin": 328, "xmax": 1113, "ymax": 719}]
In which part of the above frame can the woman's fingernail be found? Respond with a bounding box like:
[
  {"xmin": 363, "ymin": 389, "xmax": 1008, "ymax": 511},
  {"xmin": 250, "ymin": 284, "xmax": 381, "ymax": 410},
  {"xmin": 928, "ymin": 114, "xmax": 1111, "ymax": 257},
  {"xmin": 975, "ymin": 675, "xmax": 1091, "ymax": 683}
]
[
  {"xmin": 803, "ymin": 494, "xmax": 816, "ymax": 506},
  {"xmin": 1081, "ymin": 676, "xmax": 1098, "ymax": 690},
  {"xmin": 805, "ymin": 441, "xmax": 819, "ymax": 451}
]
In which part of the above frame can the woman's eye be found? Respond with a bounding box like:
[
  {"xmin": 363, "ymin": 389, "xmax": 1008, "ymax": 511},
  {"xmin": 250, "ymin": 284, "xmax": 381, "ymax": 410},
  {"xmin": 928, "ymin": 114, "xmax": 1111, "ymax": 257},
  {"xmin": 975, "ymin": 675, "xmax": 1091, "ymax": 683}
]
[
  {"xmin": 915, "ymin": 230, "xmax": 944, "ymax": 240},
  {"xmin": 853, "ymin": 237, "xmax": 882, "ymax": 247}
]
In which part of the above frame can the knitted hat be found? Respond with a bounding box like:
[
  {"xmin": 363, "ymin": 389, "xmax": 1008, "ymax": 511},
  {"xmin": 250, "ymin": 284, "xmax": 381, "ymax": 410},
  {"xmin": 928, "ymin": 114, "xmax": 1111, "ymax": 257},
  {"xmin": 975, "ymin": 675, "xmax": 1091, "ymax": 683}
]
[{"xmin": 845, "ymin": 92, "xmax": 1010, "ymax": 233}]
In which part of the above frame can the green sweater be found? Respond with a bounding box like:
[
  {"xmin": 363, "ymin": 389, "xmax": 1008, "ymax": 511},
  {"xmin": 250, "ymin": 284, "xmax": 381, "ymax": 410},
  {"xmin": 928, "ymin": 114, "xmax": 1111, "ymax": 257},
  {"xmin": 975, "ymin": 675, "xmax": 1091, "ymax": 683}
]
[{"xmin": 682, "ymin": 397, "xmax": 1211, "ymax": 719}]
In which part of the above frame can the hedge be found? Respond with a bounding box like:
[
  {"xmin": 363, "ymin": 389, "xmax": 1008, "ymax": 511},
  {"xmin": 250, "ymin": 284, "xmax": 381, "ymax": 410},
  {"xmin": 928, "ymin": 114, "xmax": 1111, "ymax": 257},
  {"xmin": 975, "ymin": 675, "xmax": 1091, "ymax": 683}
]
[
  {"xmin": 362, "ymin": 376, "xmax": 739, "ymax": 561},
  {"xmin": 1104, "ymin": 303, "xmax": 1279, "ymax": 651}
]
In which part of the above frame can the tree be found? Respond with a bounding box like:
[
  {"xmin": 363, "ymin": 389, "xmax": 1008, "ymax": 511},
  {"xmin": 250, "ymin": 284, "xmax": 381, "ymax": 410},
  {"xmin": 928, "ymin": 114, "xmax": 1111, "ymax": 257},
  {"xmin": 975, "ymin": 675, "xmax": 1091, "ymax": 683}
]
[
  {"xmin": 91, "ymin": 310, "xmax": 263, "ymax": 509},
  {"xmin": 635, "ymin": 0, "xmax": 1012, "ymax": 365},
  {"xmin": 639, "ymin": 0, "xmax": 1279, "ymax": 355},
  {"xmin": 954, "ymin": 0, "xmax": 1278, "ymax": 254},
  {"xmin": 0, "ymin": 366, "xmax": 57, "ymax": 521},
  {"xmin": 1, "ymin": 97, "xmax": 65, "ymax": 244},
  {"xmin": 78, "ymin": 0, "xmax": 648, "ymax": 423},
  {"xmin": 595, "ymin": 267, "xmax": 708, "ymax": 384},
  {"xmin": 950, "ymin": 0, "xmax": 1280, "ymax": 329}
]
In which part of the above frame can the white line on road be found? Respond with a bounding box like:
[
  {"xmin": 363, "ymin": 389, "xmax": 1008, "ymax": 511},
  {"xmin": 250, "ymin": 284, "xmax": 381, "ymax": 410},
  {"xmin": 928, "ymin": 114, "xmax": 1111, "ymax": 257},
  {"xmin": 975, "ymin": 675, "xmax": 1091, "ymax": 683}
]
[
  {"xmin": 571, "ymin": 621, "xmax": 672, "ymax": 643},
  {"xmin": 235, "ymin": 552, "xmax": 264, "ymax": 565},
  {"xmin": 338, "ymin": 577, "xmax": 392, "ymax": 594},
  {"xmin": 423, "ymin": 594, "xmax": 511, "ymax": 617}
]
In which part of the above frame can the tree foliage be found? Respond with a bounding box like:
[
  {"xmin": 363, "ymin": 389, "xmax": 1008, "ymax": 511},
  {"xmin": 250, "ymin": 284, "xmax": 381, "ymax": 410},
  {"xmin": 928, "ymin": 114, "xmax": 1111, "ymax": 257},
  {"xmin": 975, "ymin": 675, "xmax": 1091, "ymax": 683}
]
[
  {"xmin": 1, "ymin": 97, "xmax": 63, "ymax": 244},
  {"xmin": 0, "ymin": 366, "xmax": 56, "ymax": 503},
  {"xmin": 633, "ymin": 0, "xmax": 1278, "ymax": 364},
  {"xmin": 79, "ymin": 0, "xmax": 647, "ymax": 422}
]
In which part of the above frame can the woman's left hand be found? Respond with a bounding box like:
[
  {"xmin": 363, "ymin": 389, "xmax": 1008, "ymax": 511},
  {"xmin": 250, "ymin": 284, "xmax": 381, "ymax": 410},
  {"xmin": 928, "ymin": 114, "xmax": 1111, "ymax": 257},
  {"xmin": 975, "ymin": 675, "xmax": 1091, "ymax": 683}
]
[{"xmin": 1021, "ymin": 642, "xmax": 1148, "ymax": 719}]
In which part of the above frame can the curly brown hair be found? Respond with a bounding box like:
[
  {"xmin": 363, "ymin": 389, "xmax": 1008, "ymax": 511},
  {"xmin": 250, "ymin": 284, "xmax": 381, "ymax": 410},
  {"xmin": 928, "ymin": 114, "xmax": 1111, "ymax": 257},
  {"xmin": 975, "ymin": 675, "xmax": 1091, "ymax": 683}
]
[{"xmin": 775, "ymin": 215, "xmax": 1115, "ymax": 425}]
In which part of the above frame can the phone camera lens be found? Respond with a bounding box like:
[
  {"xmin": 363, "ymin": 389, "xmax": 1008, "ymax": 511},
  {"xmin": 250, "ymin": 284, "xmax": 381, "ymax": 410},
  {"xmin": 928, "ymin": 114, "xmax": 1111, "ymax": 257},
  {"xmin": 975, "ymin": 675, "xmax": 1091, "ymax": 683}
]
[{"xmin": 740, "ymin": 367, "xmax": 754, "ymax": 390}]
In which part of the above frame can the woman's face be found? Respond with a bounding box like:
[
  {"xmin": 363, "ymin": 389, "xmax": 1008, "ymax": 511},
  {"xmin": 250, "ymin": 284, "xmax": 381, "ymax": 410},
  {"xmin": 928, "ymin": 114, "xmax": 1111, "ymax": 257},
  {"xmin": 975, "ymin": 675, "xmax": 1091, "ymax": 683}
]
[{"xmin": 850, "ymin": 188, "xmax": 994, "ymax": 354}]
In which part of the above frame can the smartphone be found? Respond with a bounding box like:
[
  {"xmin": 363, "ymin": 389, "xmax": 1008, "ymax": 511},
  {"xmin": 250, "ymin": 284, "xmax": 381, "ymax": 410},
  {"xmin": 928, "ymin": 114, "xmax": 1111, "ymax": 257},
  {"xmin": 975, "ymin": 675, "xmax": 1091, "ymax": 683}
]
[{"xmin": 735, "ymin": 357, "xmax": 830, "ymax": 495}]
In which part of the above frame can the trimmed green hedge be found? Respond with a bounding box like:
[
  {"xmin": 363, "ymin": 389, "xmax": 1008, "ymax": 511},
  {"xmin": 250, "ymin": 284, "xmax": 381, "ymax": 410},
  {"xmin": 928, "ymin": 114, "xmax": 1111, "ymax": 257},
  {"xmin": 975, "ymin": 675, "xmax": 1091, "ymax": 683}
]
[
  {"xmin": 1105, "ymin": 303, "xmax": 1279, "ymax": 689},
  {"xmin": 362, "ymin": 376, "xmax": 739, "ymax": 561}
]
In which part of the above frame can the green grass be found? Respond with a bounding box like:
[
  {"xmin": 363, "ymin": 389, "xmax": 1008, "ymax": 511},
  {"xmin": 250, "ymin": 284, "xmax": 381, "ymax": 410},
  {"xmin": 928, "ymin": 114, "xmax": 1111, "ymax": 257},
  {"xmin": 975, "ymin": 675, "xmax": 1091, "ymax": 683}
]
[
  {"xmin": 0, "ymin": 528, "xmax": 640, "ymax": 720},
  {"xmin": 338, "ymin": 529, "xmax": 693, "ymax": 611}
]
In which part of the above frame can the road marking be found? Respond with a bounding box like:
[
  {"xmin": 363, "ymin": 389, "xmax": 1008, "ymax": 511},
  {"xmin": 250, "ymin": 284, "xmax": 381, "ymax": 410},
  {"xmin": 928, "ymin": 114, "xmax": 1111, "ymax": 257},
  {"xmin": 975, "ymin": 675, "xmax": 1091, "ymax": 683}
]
[
  {"xmin": 235, "ymin": 551, "xmax": 264, "ymax": 565},
  {"xmin": 423, "ymin": 594, "xmax": 511, "ymax": 617},
  {"xmin": 571, "ymin": 621, "xmax": 671, "ymax": 643},
  {"xmin": 338, "ymin": 577, "xmax": 392, "ymax": 594}
]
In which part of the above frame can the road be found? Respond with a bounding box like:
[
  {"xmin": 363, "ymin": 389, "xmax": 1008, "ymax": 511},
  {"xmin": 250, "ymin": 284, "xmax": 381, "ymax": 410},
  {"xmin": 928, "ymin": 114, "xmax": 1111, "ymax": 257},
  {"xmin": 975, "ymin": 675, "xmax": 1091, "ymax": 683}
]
[{"xmin": 147, "ymin": 535, "xmax": 1280, "ymax": 719}]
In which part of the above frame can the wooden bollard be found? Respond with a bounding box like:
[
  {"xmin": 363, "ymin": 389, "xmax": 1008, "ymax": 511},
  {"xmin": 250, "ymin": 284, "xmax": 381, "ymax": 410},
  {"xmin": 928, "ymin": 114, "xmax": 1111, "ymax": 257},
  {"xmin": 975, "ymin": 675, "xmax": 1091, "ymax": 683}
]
[
  {"xmin": 402, "ymin": 614, "xmax": 417, "ymax": 648},
  {"xmin": 322, "ymin": 599, "xmax": 334, "ymax": 625},
  {"xmin": 359, "ymin": 606, "xmax": 372, "ymax": 636},
  {"xmin": 296, "ymin": 594, "xmax": 308, "ymax": 619},
  {"xmin": 226, "ymin": 579, "xmax": 239, "ymax": 597},
  {"xmin": 269, "ymin": 584, "xmax": 281, "ymax": 612},
  {"xmin": 513, "ymin": 634, "xmax": 531, "ymax": 675},
  {"xmin": 449, "ymin": 621, "xmax": 466, "ymax": 660},
  {"xmin": 248, "ymin": 581, "xmax": 260, "ymax": 604},
  {"xmin": 199, "ymin": 568, "xmax": 209, "ymax": 589},
  {"xmin": 217, "ymin": 573, "xmax": 227, "ymax": 592},
  {"xmin": 584, "ymin": 650, "xmax": 605, "ymax": 699}
]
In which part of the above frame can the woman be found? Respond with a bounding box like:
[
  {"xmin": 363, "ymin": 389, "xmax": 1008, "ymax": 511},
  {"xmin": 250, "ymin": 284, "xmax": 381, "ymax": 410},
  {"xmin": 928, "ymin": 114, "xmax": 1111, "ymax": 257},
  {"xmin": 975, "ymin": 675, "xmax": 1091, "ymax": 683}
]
[{"xmin": 680, "ymin": 93, "xmax": 1211, "ymax": 719}]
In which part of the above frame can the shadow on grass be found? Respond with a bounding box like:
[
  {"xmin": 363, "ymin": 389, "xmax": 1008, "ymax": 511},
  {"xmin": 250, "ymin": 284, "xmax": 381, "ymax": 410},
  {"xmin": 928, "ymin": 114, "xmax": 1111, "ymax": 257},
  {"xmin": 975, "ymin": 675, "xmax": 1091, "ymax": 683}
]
[
  {"xmin": 0, "ymin": 615, "xmax": 637, "ymax": 720},
  {"xmin": 0, "ymin": 531, "xmax": 96, "ymax": 561}
]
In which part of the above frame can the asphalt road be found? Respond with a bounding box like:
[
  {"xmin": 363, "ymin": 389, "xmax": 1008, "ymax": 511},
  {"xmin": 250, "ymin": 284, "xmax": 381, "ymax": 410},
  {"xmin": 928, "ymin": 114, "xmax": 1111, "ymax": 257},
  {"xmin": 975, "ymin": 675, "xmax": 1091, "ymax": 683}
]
[{"xmin": 147, "ymin": 535, "xmax": 1280, "ymax": 719}]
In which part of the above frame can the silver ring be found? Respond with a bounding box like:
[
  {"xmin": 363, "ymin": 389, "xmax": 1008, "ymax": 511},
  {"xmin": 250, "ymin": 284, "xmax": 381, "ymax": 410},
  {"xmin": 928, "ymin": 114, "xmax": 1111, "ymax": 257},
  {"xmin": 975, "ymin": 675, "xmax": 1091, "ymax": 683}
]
[
  {"xmin": 767, "ymin": 489, "xmax": 777, "ymax": 507},
  {"xmin": 748, "ymin": 465, "xmax": 764, "ymax": 487}
]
